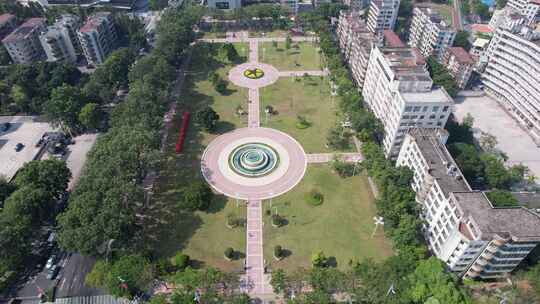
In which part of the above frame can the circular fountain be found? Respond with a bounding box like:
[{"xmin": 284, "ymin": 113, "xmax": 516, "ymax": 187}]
[{"xmin": 229, "ymin": 143, "xmax": 279, "ymax": 177}]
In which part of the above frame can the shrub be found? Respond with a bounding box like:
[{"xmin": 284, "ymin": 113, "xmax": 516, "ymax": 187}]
[
  {"xmin": 272, "ymin": 214, "xmax": 283, "ymax": 227},
  {"xmin": 215, "ymin": 79, "xmax": 228, "ymax": 94},
  {"xmin": 311, "ymin": 250, "xmax": 328, "ymax": 268},
  {"xmin": 274, "ymin": 245, "xmax": 283, "ymax": 259},
  {"xmin": 305, "ymin": 189, "xmax": 324, "ymax": 206},
  {"xmin": 172, "ymin": 253, "xmax": 190, "ymax": 270},
  {"xmin": 332, "ymin": 158, "xmax": 358, "ymax": 178},
  {"xmin": 224, "ymin": 247, "xmax": 234, "ymax": 260},
  {"xmin": 296, "ymin": 115, "xmax": 310, "ymax": 129},
  {"xmin": 155, "ymin": 258, "xmax": 174, "ymax": 276}
]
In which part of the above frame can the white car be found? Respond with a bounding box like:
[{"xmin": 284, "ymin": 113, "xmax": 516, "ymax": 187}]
[{"xmin": 45, "ymin": 255, "xmax": 56, "ymax": 270}]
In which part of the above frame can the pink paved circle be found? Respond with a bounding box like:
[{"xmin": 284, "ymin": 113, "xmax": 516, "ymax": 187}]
[
  {"xmin": 201, "ymin": 127, "xmax": 307, "ymax": 200},
  {"xmin": 228, "ymin": 63, "xmax": 280, "ymax": 89}
]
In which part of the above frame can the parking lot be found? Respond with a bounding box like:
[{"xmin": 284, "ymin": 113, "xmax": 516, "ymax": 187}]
[
  {"xmin": 0, "ymin": 118, "xmax": 53, "ymax": 181},
  {"xmin": 453, "ymin": 94, "xmax": 540, "ymax": 181}
]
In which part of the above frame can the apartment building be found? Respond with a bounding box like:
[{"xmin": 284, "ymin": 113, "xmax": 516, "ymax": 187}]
[
  {"xmin": 442, "ymin": 47, "xmax": 474, "ymax": 89},
  {"xmin": 0, "ymin": 14, "xmax": 17, "ymax": 40},
  {"xmin": 397, "ymin": 128, "xmax": 540, "ymax": 279},
  {"xmin": 78, "ymin": 12, "xmax": 118, "ymax": 66},
  {"xmin": 362, "ymin": 46, "xmax": 453, "ymax": 158},
  {"xmin": 482, "ymin": 22, "xmax": 540, "ymax": 144},
  {"xmin": 40, "ymin": 14, "xmax": 81, "ymax": 63},
  {"xmin": 2, "ymin": 18, "xmax": 46, "ymax": 64},
  {"xmin": 367, "ymin": 0, "xmax": 400, "ymax": 36},
  {"xmin": 336, "ymin": 11, "xmax": 375, "ymax": 89},
  {"xmin": 19, "ymin": 0, "xmax": 136, "ymax": 10},
  {"xmin": 408, "ymin": 6, "xmax": 456, "ymax": 59},
  {"xmin": 508, "ymin": 0, "xmax": 540, "ymax": 21}
]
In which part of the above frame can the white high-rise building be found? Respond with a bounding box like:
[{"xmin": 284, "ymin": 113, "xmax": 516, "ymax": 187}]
[
  {"xmin": 77, "ymin": 12, "xmax": 118, "ymax": 66},
  {"xmin": 336, "ymin": 11, "xmax": 375, "ymax": 89},
  {"xmin": 40, "ymin": 15, "xmax": 81, "ymax": 63},
  {"xmin": 508, "ymin": 0, "xmax": 540, "ymax": 21},
  {"xmin": 362, "ymin": 46, "xmax": 453, "ymax": 158},
  {"xmin": 408, "ymin": 6, "xmax": 456, "ymax": 59},
  {"xmin": 482, "ymin": 22, "xmax": 540, "ymax": 145},
  {"xmin": 397, "ymin": 128, "xmax": 540, "ymax": 279},
  {"xmin": 367, "ymin": 0, "xmax": 400, "ymax": 36}
]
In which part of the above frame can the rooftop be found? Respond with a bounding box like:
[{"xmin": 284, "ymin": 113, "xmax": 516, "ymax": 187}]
[
  {"xmin": 0, "ymin": 13, "xmax": 15, "ymax": 27},
  {"xmin": 452, "ymin": 191, "xmax": 540, "ymax": 242},
  {"xmin": 471, "ymin": 23, "xmax": 494, "ymax": 34},
  {"xmin": 407, "ymin": 128, "xmax": 470, "ymax": 194},
  {"xmin": 447, "ymin": 47, "xmax": 474, "ymax": 64},
  {"xmin": 79, "ymin": 12, "xmax": 112, "ymax": 33},
  {"xmin": 47, "ymin": 0, "xmax": 135, "ymax": 8},
  {"xmin": 472, "ymin": 37, "xmax": 490, "ymax": 48},
  {"xmin": 2, "ymin": 18, "xmax": 45, "ymax": 43},
  {"xmin": 383, "ymin": 30, "xmax": 405, "ymax": 47}
]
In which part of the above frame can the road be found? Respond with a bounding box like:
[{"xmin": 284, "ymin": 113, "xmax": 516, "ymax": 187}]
[
  {"xmin": 14, "ymin": 254, "xmax": 104, "ymax": 302},
  {"xmin": 453, "ymin": 0, "xmax": 464, "ymax": 30}
]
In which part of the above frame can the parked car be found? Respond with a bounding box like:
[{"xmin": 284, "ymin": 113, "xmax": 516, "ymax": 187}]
[
  {"xmin": 46, "ymin": 265, "xmax": 60, "ymax": 280},
  {"xmin": 15, "ymin": 143, "xmax": 24, "ymax": 152},
  {"xmin": 45, "ymin": 254, "xmax": 57, "ymax": 270},
  {"xmin": 0, "ymin": 122, "xmax": 11, "ymax": 132}
]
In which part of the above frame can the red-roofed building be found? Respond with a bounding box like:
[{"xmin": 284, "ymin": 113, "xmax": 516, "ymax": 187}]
[
  {"xmin": 77, "ymin": 12, "xmax": 117, "ymax": 65},
  {"xmin": 471, "ymin": 23, "xmax": 494, "ymax": 35},
  {"xmin": 442, "ymin": 47, "xmax": 474, "ymax": 89},
  {"xmin": 2, "ymin": 18, "xmax": 46, "ymax": 64},
  {"xmin": 0, "ymin": 14, "xmax": 17, "ymax": 40},
  {"xmin": 383, "ymin": 30, "xmax": 405, "ymax": 47}
]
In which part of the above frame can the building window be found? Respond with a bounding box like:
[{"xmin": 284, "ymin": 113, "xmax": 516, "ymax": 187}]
[
  {"xmin": 405, "ymin": 106, "xmax": 413, "ymax": 112},
  {"xmin": 413, "ymin": 106, "xmax": 421, "ymax": 112},
  {"xmin": 422, "ymin": 106, "xmax": 428, "ymax": 112},
  {"xmin": 433, "ymin": 106, "xmax": 440, "ymax": 112}
]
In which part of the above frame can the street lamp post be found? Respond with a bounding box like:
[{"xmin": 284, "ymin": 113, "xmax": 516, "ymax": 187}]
[{"xmin": 371, "ymin": 216, "xmax": 384, "ymax": 238}]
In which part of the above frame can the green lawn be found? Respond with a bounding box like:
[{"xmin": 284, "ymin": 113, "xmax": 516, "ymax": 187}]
[
  {"xmin": 146, "ymin": 42, "xmax": 249, "ymax": 271},
  {"xmin": 263, "ymin": 164, "xmax": 394, "ymax": 271},
  {"xmin": 260, "ymin": 77, "xmax": 348, "ymax": 153},
  {"xmin": 259, "ymin": 41, "xmax": 322, "ymax": 71},
  {"xmin": 432, "ymin": 4, "xmax": 454, "ymax": 26}
]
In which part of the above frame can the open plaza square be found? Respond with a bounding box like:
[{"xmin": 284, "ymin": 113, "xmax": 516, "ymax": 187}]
[{"xmin": 150, "ymin": 33, "xmax": 392, "ymax": 296}]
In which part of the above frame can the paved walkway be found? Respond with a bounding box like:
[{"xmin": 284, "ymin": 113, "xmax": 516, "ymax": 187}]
[
  {"xmin": 249, "ymin": 40, "xmax": 258, "ymax": 63},
  {"xmin": 306, "ymin": 153, "xmax": 364, "ymax": 163},
  {"xmin": 199, "ymin": 36, "xmax": 317, "ymax": 44},
  {"xmin": 241, "ymin": 200, "xmax": 271, "ymax": 295},
  {"xmin": 278, "ymin": 70, "xmax": 329, "ymax": 77},
  {"xmin": 248, "ymin": 88, "xmax": 260, "ymax": 128}
]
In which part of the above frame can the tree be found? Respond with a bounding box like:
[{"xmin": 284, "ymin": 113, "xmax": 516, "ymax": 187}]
[
  {"xmin": 482, "ymin": 154, "xmax": 513, "ymax": 189},
  {"xmin": 78, "ymin": 103, "xmax": 101, "ymax": 131},
  {"xmin": 311, "ymin": 250, "xmax": 328, "ymax": 268},
  {"xmin": 3, "ymin": 186, "xmax": 55, "ymax": 226},
  {"xmin": 9, "ymin": 85, "xmax": 28, "ymax": 112},
  {"xmin": 14, "ymin": 159, "xmax": 71, "ymax": 199},
  {"xmin": 285, "ymin": 35, "xmax": 292, "ymax": 50},
  {"xmin": 44, "ymin": 84, "xmax": 85, "ymax": 133},
  {"xmin": 453, "ymin": 31, "xmax": 471, "ymax": 51},
  {"xmin": 271, "ymin": 269, "xmax": 287, "ymax": 294},
  {"xmin": 326, "ymin": 125, "xmax": 350, "ymax": 150},
  {"xmin": 179, "ymin": 180, "xmax": 213, "ymax": 211},
  {"xmin": 85, "ymin": 260, "xmax": 109, "ymax": 289},
  {"xmin": 407, "ymin": 257, "xmax": 471, "ymax": 304},
  {"xmin": 220, "ymin": 43, "xmax": 239, "ymax": 62},
  {"xmin": 496, "ymin": 0, "xmax": 507, "ymax": 8},
  {"xmin": 195, "ymin": 106, "xmax": 220, "ymax": 131},
  {"xmin": 448, "ymin": 143, "xmax": 485, "ymax": 182},
  {"xmin": 486, "ymin": 189, "xmax": 519, "ymax": 207},
  {"xmin": 106, "ymin": 255, "xmax": 154, "ymax": 299},
  {"xmin": 426, "ymin": 57, "xmax": 459, "ymax": 97},
  {"xmin": 0, "ymin": 177, "xmax": 16, "ymax": 205},
  {"xmin": 172, "ymin": 252, "xmax": 190, "ymax": 270},
  {"xmin": 215, "ymin": 78, "xmax": 228, "ymax": 94}
]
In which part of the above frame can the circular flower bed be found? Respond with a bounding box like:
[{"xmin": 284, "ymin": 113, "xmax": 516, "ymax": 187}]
[{"xmin": 243, "ymin": 68, "xmax": 265, "ymax": 79}]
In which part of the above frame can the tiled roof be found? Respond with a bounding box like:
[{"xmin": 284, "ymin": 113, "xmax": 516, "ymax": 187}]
[
  {"xmin": 79, "ymin": 12, "xmax": 111, "ymax": 33},
  {"xmin": 0, "ymin": 13, "xmax": 15, "ymax": 27},
  {"xmin": 383, "ymin": 30, "xmax": 405, "ymax": 47},
  {"xmin": 2, "ymin": 18, "xmax": 45, "ymax": 43},
  {"xmin": 448, "ymin": 47, "xmax": 474, "ymax": 64},
  {"xmin": 471, "ymin": 23, "xmax": 494, "ymax": 33}
]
